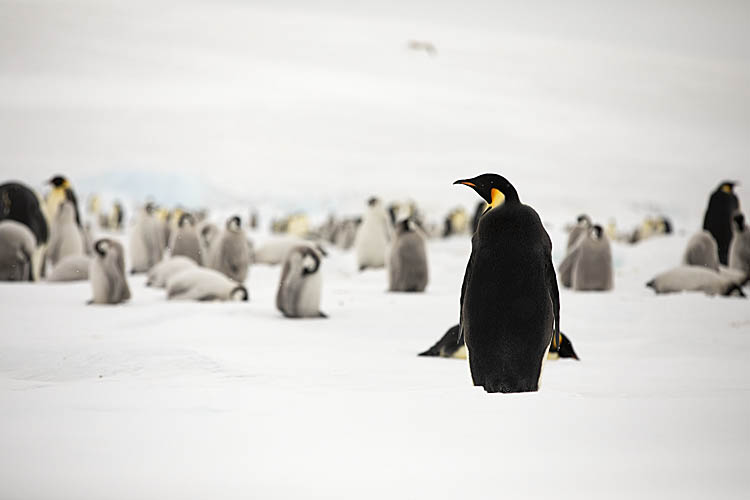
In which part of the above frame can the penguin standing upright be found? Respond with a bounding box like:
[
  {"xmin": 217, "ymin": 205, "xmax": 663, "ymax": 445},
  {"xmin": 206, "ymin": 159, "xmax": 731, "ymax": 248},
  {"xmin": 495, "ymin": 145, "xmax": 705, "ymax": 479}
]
[
  {"xmin": 0, "ymin": 220, "xmax": 36, "ymax": 281},
  {"xmin": 89, "ymin": 239, "xmax": 131, "ymax": 304},
  {"xmin": 567, "ymin": 215, "xmax": 592, "ymax": 251},
  {"xmin": 276, "ymin": 246, "xmax": 326, "ymax": 318},
  {"xmin": 729, "ymin": 213, "xmax": 750, "ymax": 277},
  {"xmin": 208, "ymin": 215, "xmax": 251, "ymax": 283},
  {"xmin": 129, "ymin": 203, "xmax": 165, "ymax": 273},
  {"xmin": 455, "ymin": 174, "xmax": 560, "ymax": 393},
  {"xmin": 47, "ymin": 195, "xmax": 85, "ymax": 267},
  {"xmin": 388, "ymin": 218, "xmax": 428, "ymax": 292},
  {"xmin": 354, "ymin": 197, "xmax": 391, "ymax": 271},
  {"xmin": 169, "ymin": 213, "xmax": 202, "ymax": 264},
  {"xmin": 45, "ymin": 175, "xmax": 81, "ymax": 228},
  {"xmin": 682, "ymin": 230, "xmax": 720, "ymax": 271},
  {"xmin": 559, "ymin": 225, "xmax": 614, "ymax": 291},
  {"xmin": 703, "ymin": 181, "xmax": 740, "ymax": 265}
]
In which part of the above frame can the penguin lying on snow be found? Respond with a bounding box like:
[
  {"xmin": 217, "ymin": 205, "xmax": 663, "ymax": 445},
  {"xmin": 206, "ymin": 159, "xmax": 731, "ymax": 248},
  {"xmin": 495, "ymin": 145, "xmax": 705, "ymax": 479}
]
[
  {"xmin": 166, "ymin": 267, "xmax": 248, "ymax": 302},
  {"xmin": 682, "ymin": 230, "xmax": 720, "ymax": 271},
  {"xmin": 0, "ymin": 220, "xmax": 35, "ymax": 281},
  {"xmin": 388, "ymin": 218, "xmax": 428, "ymax": 292},
  {"xmin": 146, "ymin": 256, "xmax": 198, "ymax": 288},
  {"xmin": 355, "ymin": 197, "xmax": 392, "ymax": 271},
  {"xmin": 729, "ymin": 213, "xmax": 750, "ymax": 277},
  {"xmin": 455, "ymin": 174, "xmax": 560, "ymax": 393},
  {"xmin": 419, "ymin": 324, "xmax": 579, "ymax": 360},
  {"xmin": 703, "ymin": 181, "xmax": 740, "ymax": 265},
  {"xmin": 646, "ymin": 266, "xmax": 745, "ymax": 297},
  {"xmin": 89, "ymin": 239, "xmax": 131, "ymax": 304},
  {"xmin": 48, "ymin": 254, "xmax": 90, "ymax": 282},
  {"xmin": 276, "ymin": 245, "xmax": 326, "ymax": 318},
  {"xmin": 208, "ymin": 215, "xmax": 251, "ymax": 283},
  {"xmin": 559, "ymin": 224, "xmax": 613, "ymax": 291},
  {"xmin": 254, "ymin": 237, "xmax": 326, "ymax": 265}
]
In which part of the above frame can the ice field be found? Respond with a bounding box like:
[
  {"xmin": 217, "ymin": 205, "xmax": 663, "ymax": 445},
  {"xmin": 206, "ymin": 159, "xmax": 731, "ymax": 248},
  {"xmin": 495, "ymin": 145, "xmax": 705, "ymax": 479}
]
[{"xmin": 1, "ymin": 0, "xmax": 750, "ymax": 498}]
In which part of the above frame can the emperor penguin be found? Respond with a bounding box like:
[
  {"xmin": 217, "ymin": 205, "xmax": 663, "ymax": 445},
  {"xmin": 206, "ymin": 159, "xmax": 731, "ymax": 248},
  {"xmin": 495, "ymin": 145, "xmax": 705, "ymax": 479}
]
[
  {"xmin": 354, "ymin": 197, "xmax": 392, "ymax": 271},
  {"xmin": 169, "ymin": 213, "xmax": 202, "ymax": 264},
  {"xmin": 728, "ymin": 213, "xmax": 750, "ymax": 277},
  {"xmin": 129, "ymin": 203, "xmax": 165, "ymax": 273},
  {"xmin": 197, "ymin": 220, "xmax": 220, "ymax": 262},
  {"xmin": 208, "ymin": 215, "xmax": 251, "ymax": 283},
  {"xmin": 89, "ymin": 238, "xmax": 131, "ymax": 304},
  {"xmin": 567, "ymin": 215, "xmax": 592, "ymax": 251},
  {"xmin": 559, "ymin": 225, "xmax": 613, "ymax": 291},
  {"xmin": 646, "ymin": 266, "xmax": 745, "ymax": 297},
  {"xmin": 146, "ymin": 255, "xmax": 198, "ymax": 288},
  {"xmin": 45, "ymin": 175, "xmax": 81, "ymax": 228},
  {"xmin": 0, "ymin": 220, "xmax": 35, "ymax": 281},
  {"xmin": 254, "ymin": 237, "xmax": 326, "ymax": 265},
  {"xmin": 703, "ymin": 181, "xmax": 740, "ymax": 265},
  {"xmin": 388, "ymin": 218, "xmax": 428, "ymax": 292},
  {"xmin": 419, "ymin": 324, "xmax": 579, "ymax": 361},
  {"xmin": 276, "ymin": 245, "xmax": 326, "ymax": 318},
  {"xmin": 166, "ymin": 267, "xmax": 248, "ymax": 301},
  {"xmin": 455, "ymin": 174, "xmax": 560, "ymax": 393},
  {"xmin": 47, "ymin": 196, "xmax": 85, "ymax": 267},
  {"xmin": 48, "ymin": 254, "xmax": 91, "ymax": 282},
  {"xmin": 682, "ymin": 230, "xmax": 720, "ymax": 272},
  {"xmin": 0, "ymin": 181, "xmax": 49, "ymax": 279}
]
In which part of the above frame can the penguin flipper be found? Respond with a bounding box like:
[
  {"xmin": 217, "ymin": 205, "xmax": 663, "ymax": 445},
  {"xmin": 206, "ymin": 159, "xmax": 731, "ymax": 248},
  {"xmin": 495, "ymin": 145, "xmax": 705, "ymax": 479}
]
[
  {"xmin": 546, "ymin": 254, "xmax": 561, "ymax": 351},
  {"xmin": 458, "ymin": 247, "xmax": 475, "ymax": 343}
]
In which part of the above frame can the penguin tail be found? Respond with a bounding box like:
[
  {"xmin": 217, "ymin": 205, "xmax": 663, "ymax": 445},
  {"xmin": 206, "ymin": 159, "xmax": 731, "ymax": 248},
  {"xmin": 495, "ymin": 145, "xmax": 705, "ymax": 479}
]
[{"xmin": 418, "ymin": 345, "xmax": 441, "ymax": 357}]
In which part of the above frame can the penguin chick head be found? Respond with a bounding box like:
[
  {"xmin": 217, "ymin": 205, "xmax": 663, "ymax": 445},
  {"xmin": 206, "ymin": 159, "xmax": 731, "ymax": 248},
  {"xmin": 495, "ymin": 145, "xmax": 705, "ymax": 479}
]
[
  {"xmin": 592, "ymin": 224, "xmax": 604, "ymax": 240},
  {"xmin": 48, "ymin": 175, "xmax": 70, "ymax": 188},
  {"xmin": 94, "ymin": 239, "xmax": 111, "ymax": 257},
  {"xmin": 178, "ymin": 213, "xmax": 195, "ymax": 228},
  {"xmin": 230, "ymin": 285, "xmax": 249, "ymax": 302},
  {"xmin": 577, "ymin": 214, "xmax": 592, "ymax": 226},
  {"xmin": 734, "ymin": 213, "xmax": 745, "ymax": 231},
  {"xmin": 453, "ymin": 174, "xmax": 519, "ymax": 208},
  {"xmin": 367, "ymin": 197, "xmax": 380, "ymax": 207},
  {"xmin": 227, "ymin": 215, "xmax": 242, "ymax": 231}
]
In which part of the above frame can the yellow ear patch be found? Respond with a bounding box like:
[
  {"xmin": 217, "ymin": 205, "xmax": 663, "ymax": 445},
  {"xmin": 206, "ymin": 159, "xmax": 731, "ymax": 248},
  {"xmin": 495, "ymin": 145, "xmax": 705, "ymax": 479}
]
[
  {"xmin": 722, "ymin": 184, "xmax": 732, "ymax": 193},
  {"xmin": 490, "ymin": 188, "xmax": 505, "ymax": 208}
]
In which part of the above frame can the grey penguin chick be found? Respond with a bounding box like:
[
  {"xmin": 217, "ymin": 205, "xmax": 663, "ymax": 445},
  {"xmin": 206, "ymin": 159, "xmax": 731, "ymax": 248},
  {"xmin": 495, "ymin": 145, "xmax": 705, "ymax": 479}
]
[
  {"xmin": 559, "ymin": 225, "xmax": 613, "ymax": 291},
  {"xmin": 169, "ymin": 213, "xmax": 202, "ymax": 264},
  {"xmin": 567, "ymin": 214, "xmax": 592, "ymax": 251},
  {"xmin": 197, "ymin": 220, "xmax": 220, "ymax": 263},
  {"xmin": 646, "ymin": 266, "xmax": 745, "ymax": 297},
  {"xmin": 129, "ymin": 203, "xmax": 165, "ymax": 273},
  {"xmin": 388, "ymin": 218, "xmax": 428, "ymax": 292},
  {"xmin": 47, "ymin": 198, "xmax": 85, "ymax": 266},
  {"xmin": 166, "ymin": 267, "xmax": 248, "ymax": 301},
  {"xmin": 89, "ymin": 238, "xmax": 131, "ymax": 304},
  {"xmin": 146, "ymin": 255, "xmax": 198, "ymax": 288},
  {"xmin": 0, "ymin": 220, "xmax": 36, "ymax": 281},
  {"xmin": 208, "ymin": 215, "xmax": 251, "ymax": 283},
  {"xmin": 729, "ymin": 213, "xmax": 750, "ymax": 277},
  {"xmin": 354, "ymin": 197, "xmax": 392, "ymax": 271},
  {"xmin": 682, "ymin": 230, "xmax": 720, "ymax": 271},
  {"xmin": 48, "ymin": 254, "xmax": 91, "ymax": 281},
  {"xmin": 276, "ymin": 245, "xmax": 326, "ymax": 318}
]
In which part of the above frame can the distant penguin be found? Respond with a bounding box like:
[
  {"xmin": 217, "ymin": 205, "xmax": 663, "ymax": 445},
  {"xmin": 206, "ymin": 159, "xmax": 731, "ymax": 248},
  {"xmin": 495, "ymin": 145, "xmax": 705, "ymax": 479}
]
[
  {"xmin": 197, "ymin": 220, "xmax": 220, "ymax": 261},
  {"xmin": 646, "ymin": 266, "xmax": 745, "ymax": 297},
  {"xmin": 129, "ymin": 203, "xmax": 165, "ymax": 273},
  {"xmin": 0, "ymin": 220, "xmax": 35, "ymax": 281},
  {"xmin": 208, "ymin": 216, "xmax": 251, "ymax": 283},
  {"xmin": 166, "ymin": 267, "xmax": 248, "ymax": 301},
  {"xmin": 682, "ymin": 230, "xmax": 720, "ymax": 271},
  {"xmin": 45, "ymin": 175, "xmax": 81, "ymax": 228},
  {"xmin": 388, "ymin": 219, "xmax": 428, "ymax": 292},
  {"xmin": 455, "ymin": 174, "xmax": 560, "ymax": 393},
  {"xmin": 0, "ymin": 182, "xmax": 49, "ymax": 246},
  {"xmin": 169, "ymin": 213, "xmax": 202, "ymax": 264},
  {"xmin": 146, "ymin": 255, "xmax": 198, "ymax": 288},
  {"xmin": 47, "ymin": 196, "xmax": 85, "ymax": 267},
  {"xmin": 354, "ymin": 197, "xmax": 392, "ymax": 271},
  {"xmin": 559, "ymin": 225, "xmax": 613, "ymax": 291},
  {"xmin": 89, "ymin": 239, "xmax": 131, "ymax": 304},
  {"xmin": 276, "ymin": 245, "xmax": 326, "ymax": 318},
  {"xmin": 254, "ymin": 237, "xmax": 326, "ymax": 266},
  {"xmin": 419, "ymin": 324, "xmax": 579, "ymax": 361},
  {"xmin": 48, "ymin": 254, "xmax": 90, "ymax": 282},
  {"xmin": 728, "ymin": 213, "xmax": 750, "ymax": 277},
  {"xmin": 567, "ymin": 215, "xmax": 592, "ymax": 251},
  {"xmin": 703, "ymin": 181, "xmax": 740, "ymax": 265}
]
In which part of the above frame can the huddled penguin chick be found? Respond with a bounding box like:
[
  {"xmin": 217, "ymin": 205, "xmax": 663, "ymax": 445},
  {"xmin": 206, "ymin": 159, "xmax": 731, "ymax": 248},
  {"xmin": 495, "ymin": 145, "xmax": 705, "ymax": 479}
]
[
  {"xmin": 166, "ymin": 267, "xmax": 248, "ymax": 302},
  {"xmin": 197, "ymin": 220, "xmax": 220, "ymax": 261},
  {"xmin": 646, "ymin": 266, "xmax": 745, "ymax": 297},
  {"xmin": 388, "ymin": 218, "xmax": 428, "ymax": 292},
  {"xmin": 48, "ymin": 255, "xmax": 90, "ymax": 282},
  {"xmin": 419, "ymin": 324, "xmax": 579, "ymax": 361},
  {"xmin": 703, "ymin": 181, "xmax": 740, "ymax": 265},
  {"xmin": 254, "ymin": 237, "xmax": 326, "ymax": 265},
  {"xmin": 89, "ymin": 239, "xmax": 131, "ymax": 304},
  {"xmin": 130, "ymin": 203, "xmax": 165, "ymax": 273},
  {"xmin": 455, "ymin": 174, "xmax": 560, "ymax": 393},
  {"xmin": 567, "ymin": 214, "xmax": 592, "ymax": 251},
  {"xmin": 0, "ymin": 182, "xmax": 49, "ymax": 247},
  {"xmin": 169, "ymin": 213, "xmax": 202, "ymax": 264},
  {"xmin": 0, "ymin": 220, "xmax": 36, "ymax": 281},
  {"xmin": 559, "ymin": 224, "xmax": 613, "ymax": 291},
  {"xmin": 729, "ymin": 213, "xmax": 750, "ymax": 277},
  {"xmin": 276, "ymin": 245, "xmax": 326, "ymax": 318},
  {"xmin": 682, "ymin": 230, "xmax": 720, "ymax": 271},
  {"xmin": 47, "ymin": 196, "xmax": 85, "ymax": 267},
  {"xmin": 355, "ymin": 197, "xmax": 392, "ymax": 271},
  {"xmin": 208, "ymin": 216, "xmax": 251, "ymax": 283},
  {"xmin": 146, "ymin": 255, "xmax": 198, "ymax": 288}
]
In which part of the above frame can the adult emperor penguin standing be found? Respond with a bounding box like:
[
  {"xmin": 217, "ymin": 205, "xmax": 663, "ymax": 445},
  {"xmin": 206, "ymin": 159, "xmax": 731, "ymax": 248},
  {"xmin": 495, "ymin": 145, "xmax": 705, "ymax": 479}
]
[
  {"xmin": 455, "ymin": 173, "xmax": 560, "ymax": 393},
  {"xmin": 703, "ymin": 181, "xmax": 740, "ymax": 265},
  {"xmin": 354, "ymin": 197, "xmax": 392, "ymax": 271},
  {"xmin": 45, "ymin": 175, "xmax": 81, "ymax": 228},
  {"xmin": 47, "ymin": 194, "xmax": 85, "ymax": 267}
]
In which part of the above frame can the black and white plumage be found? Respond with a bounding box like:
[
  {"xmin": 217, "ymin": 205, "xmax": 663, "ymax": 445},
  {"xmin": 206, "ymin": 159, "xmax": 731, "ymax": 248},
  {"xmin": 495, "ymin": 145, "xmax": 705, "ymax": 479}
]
[
  {"xmin": 388, "ymin": 219, "xmax": 428, "ymax": 292},
  {"xmin": 208, "ymin": 216, "xmax": 251, "ymax": 283},
  {"xmin": 276, "ymin": 245, "xmax": 325, "ymax": 318},
  {"xmin": 729, "ymin": 213, "xmax": 750, "ymax": 277},
  {"xmin": 166, "ymin": 267, "xmax": 247, "ymax": 302},
  {"xmin": 646, "ymin": 266, "xmax": 745, "ymax": 297},
  {"xmin": 89, "ymin": 239, "xmax": 131, "ymax": 304},
  {"xmin": 703, "ymin": 181, "xmax": 740, "ymax": 265}
]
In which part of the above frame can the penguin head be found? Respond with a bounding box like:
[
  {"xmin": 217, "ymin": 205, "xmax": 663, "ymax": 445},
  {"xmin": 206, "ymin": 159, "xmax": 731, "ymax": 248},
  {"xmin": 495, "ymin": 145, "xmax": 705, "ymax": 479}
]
[
  {"xmin": 734, "ymin": 213, "xmax": 746, "ymax": 232},
  {"xmin": 94, "ymin": 239, "xmax": 111, "ymax": 257},
  {"xmin": 301, "ymin": 247, "xmax": 321, "ymax": 275},
  {"xmin": 397, "ymin": 218, "xmax": 416, "ymax": 234},
  {"xmin": 226, "ymin": 215, "xmax": 242, "ymax": 232},
  {"xmin": 367, "ymin": 197, "xmax": 380, "ymax": 207},
  {"xmin": 48, "ymin": 175, "xmax": 69, "ymax": 189},
  {"xmin": 454, "ymin": 174, "xmax": 519, "ymax": 208},
  {"xmin": 557, "ymin": 333, "xmax": 580, "ymax": 360},
  {"xmin": 720, "ymin": 181, "xmax": 738, "ymax": 194},
  {"xmin": 178, "ymin": 213, "xmax": 195, "ymax": 228},
  {"xmin": 577, "ymin": 214, "xmax": 592, "ymax": 226},
  {"xmin": 591, "ymin": 224, "xmax": 604, "ymax": 240},
  {"xmin": 144, "ymin": 202, "xmax": 157, "ymax": 215},
  {"xmin": 230, "ymin": 285, "xmax": 249, "ymax": 302}
]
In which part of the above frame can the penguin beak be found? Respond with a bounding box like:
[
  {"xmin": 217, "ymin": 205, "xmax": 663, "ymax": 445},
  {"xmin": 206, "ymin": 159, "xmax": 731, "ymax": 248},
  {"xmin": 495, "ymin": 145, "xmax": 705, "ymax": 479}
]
[
  {"xmin": 453, "ymin": 179, "xmax": 476, "ymax": 188},
  {"xmin": 454, "ymin": 179, "xmax": 491, "ymax": 204}
]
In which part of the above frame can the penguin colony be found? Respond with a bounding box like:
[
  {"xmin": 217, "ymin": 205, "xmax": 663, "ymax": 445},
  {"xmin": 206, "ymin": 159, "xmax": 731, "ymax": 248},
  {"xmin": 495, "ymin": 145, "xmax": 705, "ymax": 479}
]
[{"xmin": 0, "ymin": 174, "xmax": 747, "ymax": 395}]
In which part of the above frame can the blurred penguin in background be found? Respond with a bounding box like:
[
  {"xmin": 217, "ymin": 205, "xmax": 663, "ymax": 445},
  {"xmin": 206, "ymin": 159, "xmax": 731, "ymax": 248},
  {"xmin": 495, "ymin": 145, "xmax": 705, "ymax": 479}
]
[
  {"xmin": 129, "ymin": 203, "xmax": 165, "ymax": 273},
  {"xmin": 0, "ymin": 181, "xmax": 49, "ymax": 279},
  {"xmin": 47, "ymin": 192, "xmax": 85, "ymax": 267},
  {"xmin": 355, "ymin": 197, "xmax": 391, "ymax": 271},
  {"xmin": 45, "ymin": 175, "xmax": 80, "ymax": 228},
  {"xmin": 559, "ymin": 224, "xmax": 613, "ymax": 291},
  {"xmin": 276, "ymin": 245, "xmax": 326, "ymax": 318},
  {"xmin": 567, "ymin": 215, "xmax": 592, "ymax": 251},
  {"xmin": 47, "ymin": 254, "xmax": 90, "ymax": 282},
  {"xmin": 647, "ymin": 266, "xmax": 745, "ymax": 297},
  {"xmin": 443, "ymin": 207, "xmax": 468, "ymax": 237},
  {"xmin": 167, "ymin": 267, "xmax": 247, "ymax": 302},
  {"xmin": 170, "ymin": 213, "xmax": 202, "ymax": 264},
  {"xmin": 0, "ymin": 220, "xmax": 35, "ymax": 281},
  {"xmin": 703, "ymin": 181, "xmax": 740, "ymax": 265},
  {"xmin": 729, "ymin": 213, "xmax": 750, "ymax": 277},
  {"xmin": 208, "ymin": 215, "xmax": 251, "ymax": 283},
  {"xmin": 146, "ymin": 255, "xmax": 197, "ymax": 288},
  {"xmin": 682, "ymin": 230, "xmax": 720, "ymax": 272},
  {"xmin": 388, "ymin": 218, "xmax": 428, "ymax": 292},
  {"xmin": 89, "ymin": 239, "xmax": 130, "ymax": 305},
  {"xmin": 197, "ymin": 220, "xmax": 220, "ymax": 260}
]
